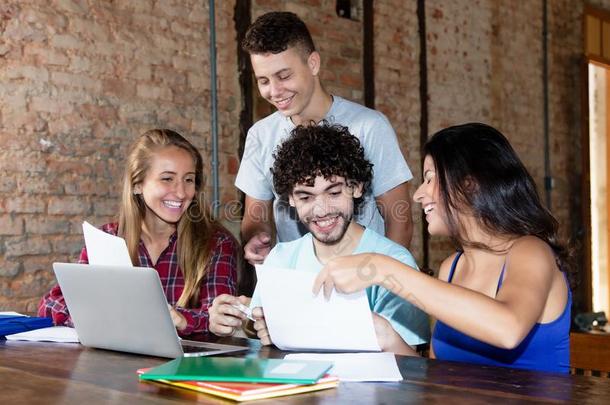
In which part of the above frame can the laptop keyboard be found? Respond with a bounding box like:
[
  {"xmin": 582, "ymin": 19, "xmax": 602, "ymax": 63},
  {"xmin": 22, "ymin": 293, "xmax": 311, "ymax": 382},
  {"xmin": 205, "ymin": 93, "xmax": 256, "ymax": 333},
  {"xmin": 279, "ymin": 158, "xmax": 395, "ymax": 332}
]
[{"xmin": 181, "ymin": 344, "xmax": 220, "ymax": 354}]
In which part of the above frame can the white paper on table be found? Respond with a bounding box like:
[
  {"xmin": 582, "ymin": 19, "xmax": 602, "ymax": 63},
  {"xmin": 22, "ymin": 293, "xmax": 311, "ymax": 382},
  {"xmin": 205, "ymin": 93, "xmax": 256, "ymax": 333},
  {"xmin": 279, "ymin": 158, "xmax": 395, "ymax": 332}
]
[
  {"xmin": 0, "ymin": 311, "xmax": 27, "ymax": 317},
  {"xmin": 285, "ymin": 352, "xmax": 402, "ymax": 382},
  {"xmin": 255, "ymin": 266, "xmax": 381, "ymax": 352},
  {"xmin": 82, "ymin": 221, "xmax": 132, "ymax": 266},
  {"xmin": 5, "ymin": 326, "xmax": 80, "ymax": 343}
]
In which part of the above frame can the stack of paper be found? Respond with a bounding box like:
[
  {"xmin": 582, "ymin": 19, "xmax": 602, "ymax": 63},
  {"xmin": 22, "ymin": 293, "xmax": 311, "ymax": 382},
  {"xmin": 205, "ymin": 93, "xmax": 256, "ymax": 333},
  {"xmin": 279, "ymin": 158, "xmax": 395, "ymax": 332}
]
[
  {"xmin": 6, "ymin": 326, "xmax": 79, "ymax": 343},
  {"xmin": 285, "ymin": 352, "xmax": 403, "ymax": 382}
]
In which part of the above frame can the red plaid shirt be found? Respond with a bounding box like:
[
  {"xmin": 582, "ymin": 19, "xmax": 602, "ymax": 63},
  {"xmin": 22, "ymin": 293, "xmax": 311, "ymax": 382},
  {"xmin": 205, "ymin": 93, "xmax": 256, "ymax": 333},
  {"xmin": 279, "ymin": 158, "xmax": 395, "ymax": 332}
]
[{"xmin": 38, "ymin": 223, "xmax": 238, "ymax": 335}]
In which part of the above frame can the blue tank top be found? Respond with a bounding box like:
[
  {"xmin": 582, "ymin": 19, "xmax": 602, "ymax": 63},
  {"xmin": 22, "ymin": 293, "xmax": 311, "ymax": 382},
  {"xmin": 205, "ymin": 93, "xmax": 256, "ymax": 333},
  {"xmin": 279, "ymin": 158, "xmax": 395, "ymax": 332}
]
[{"xmin": 432, "ymin": 252, "xmax": 571, "ymax": 373}]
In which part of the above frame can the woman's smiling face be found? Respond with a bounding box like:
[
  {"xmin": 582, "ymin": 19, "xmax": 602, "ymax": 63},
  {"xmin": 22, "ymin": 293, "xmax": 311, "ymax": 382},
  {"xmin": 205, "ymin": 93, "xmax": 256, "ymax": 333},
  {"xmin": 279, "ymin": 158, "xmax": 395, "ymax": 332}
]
[{"xmin": 136, "ymin": 145, "xmax": 197, "ymax": 227}]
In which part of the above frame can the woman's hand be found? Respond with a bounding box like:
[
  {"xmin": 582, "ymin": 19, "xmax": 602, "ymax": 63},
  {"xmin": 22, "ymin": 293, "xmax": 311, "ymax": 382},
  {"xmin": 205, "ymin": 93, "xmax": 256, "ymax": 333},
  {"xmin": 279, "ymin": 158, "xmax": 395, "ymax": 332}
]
[
  {"xmin": 313, "ymin": 253, "xmax": 384, "ymax": 299},
  {"xmin": 168, "ymin": 304, "xmax": 187, "ymax": 331}
]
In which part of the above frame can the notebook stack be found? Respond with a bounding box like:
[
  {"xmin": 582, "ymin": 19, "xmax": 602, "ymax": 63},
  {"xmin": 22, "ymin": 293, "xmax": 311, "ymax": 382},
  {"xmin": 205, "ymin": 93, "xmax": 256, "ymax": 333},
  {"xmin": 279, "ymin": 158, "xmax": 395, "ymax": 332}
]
[{"xmin": 138, "ymin": 357, "xmax": 338, "ymax": 402}]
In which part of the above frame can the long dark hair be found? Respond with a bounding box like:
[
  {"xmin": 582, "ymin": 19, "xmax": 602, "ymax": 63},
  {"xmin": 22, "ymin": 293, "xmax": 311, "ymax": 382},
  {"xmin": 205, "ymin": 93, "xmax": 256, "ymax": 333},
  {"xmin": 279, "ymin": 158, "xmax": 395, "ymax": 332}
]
[{"xmin": 424, "ymin": 123, "xmax": 571, "ymax": 276}]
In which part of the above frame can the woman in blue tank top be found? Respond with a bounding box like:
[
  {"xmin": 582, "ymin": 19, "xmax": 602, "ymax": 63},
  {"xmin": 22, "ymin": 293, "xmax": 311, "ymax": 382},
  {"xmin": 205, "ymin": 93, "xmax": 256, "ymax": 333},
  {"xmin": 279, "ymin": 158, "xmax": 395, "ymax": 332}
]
[{"xmin": 313, "ymin": 123, "xmax": 572, "ymax": 373}]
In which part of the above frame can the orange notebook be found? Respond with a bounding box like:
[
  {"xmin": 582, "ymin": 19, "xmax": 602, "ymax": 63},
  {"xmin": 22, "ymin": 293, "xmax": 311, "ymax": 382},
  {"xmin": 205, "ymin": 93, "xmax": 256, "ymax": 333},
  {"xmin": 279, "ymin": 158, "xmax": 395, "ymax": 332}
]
[{"xmin": 137, "ymin": 368, "xmax": 339, "ymax": 402}]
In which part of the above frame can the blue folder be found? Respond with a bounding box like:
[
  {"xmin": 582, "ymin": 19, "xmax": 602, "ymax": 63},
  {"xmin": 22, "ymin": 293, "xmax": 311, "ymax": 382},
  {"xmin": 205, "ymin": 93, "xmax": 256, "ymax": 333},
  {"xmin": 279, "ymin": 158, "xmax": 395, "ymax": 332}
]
[{"xmin": 0, "ymin": 315, "xmax": 53, "ymax": 337}]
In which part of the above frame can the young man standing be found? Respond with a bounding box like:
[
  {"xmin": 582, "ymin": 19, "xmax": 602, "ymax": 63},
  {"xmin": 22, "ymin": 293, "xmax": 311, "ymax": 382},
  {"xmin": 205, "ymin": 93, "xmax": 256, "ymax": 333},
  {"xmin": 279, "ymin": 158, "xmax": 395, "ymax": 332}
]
[
  {"xmin": 210, "ymin": 125, "xmax": 429, "ymax": 354},
  {"xmin": 236, "ymin": 12, "xmax": 414, "ymax": 265}
]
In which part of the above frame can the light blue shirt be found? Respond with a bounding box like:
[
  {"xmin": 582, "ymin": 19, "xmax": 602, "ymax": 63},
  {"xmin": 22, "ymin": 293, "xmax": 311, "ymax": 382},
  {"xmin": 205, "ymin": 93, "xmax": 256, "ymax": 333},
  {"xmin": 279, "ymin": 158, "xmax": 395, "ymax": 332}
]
[{"xmin": 251, "ymin": 228, "xmax": 429, "ymax": 346}]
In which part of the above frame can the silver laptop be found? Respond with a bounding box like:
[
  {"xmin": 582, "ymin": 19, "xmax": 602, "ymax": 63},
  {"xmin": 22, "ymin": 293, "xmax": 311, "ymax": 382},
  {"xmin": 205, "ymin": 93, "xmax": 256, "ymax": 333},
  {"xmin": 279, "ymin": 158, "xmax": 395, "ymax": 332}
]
[{"xmin": 53, "ymin": 262, "xmax": 248, "ymax": 358}]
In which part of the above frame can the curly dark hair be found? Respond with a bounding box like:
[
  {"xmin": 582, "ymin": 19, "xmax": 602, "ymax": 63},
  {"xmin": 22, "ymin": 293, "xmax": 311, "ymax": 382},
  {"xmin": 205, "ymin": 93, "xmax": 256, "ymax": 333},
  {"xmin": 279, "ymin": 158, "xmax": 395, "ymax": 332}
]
[
  {"xmin": 271, "ymin": 124, "xmax": 373, "ymax": 211},
  {"xmin": 242, "ymin": 11, "xmax": 315, "ymax": 57}
]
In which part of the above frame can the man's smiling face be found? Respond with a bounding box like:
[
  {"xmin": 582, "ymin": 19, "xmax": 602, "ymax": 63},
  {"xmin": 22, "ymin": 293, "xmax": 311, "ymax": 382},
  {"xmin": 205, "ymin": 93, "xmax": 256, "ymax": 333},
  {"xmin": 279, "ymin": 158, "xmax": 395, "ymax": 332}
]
[
  {"xmin": 289, "ymin": 175, "xmax": 362, "ymax": 245},
  {"xmin": 250, "ymin": 47, "xmax": 318, "ymax": 119}
]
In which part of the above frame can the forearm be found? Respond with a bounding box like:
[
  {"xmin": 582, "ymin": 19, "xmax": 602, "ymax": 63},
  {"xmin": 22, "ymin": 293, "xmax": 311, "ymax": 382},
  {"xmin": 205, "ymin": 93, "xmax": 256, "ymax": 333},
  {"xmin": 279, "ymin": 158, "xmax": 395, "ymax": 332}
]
[
  {"xmin": 241, "ymin": 217, "xmax": 275, "ymax": 246},
  {"xmin": 376, "ymin": 183, "xmax": 413, "ymax": 249},
  {"xmin": 375, "ymin": 255, "xmax": 536, "ymax": 349},
  {"xmin": 241, "ymin": 196, "xmax": 276, "ymax": 244}
]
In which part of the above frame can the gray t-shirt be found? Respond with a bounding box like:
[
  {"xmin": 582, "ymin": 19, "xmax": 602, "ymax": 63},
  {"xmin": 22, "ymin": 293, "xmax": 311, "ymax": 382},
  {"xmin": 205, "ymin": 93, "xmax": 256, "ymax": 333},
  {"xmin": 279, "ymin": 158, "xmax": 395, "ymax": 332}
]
[{"xmin": 235, "ymin": 95, "xmax": 413, "ymax": 242}]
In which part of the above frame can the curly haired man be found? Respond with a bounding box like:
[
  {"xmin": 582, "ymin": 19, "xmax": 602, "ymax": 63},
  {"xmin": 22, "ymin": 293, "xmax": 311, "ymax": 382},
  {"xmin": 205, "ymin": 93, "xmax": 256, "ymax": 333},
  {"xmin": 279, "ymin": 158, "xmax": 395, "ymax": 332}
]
[{"xmin": 211, "ymin": 124, "xmax": 429, "ymax": 354}]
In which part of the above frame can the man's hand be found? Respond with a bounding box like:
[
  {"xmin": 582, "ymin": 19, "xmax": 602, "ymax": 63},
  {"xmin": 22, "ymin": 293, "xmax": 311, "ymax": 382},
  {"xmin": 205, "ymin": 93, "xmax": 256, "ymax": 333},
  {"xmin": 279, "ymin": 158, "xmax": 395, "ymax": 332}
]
[
  {"xmin": 252, "ymin": 307, "xmax": 272, "ymax": 345},
  {"xmin": 372, "ymin": 312, "xmax": 417, "ymax": 356},
  {"xmin": 209, "ymin": 294, "xmax": 251, "ymax": 336},
  {"xmin": 244, "ymin": 232, "xmax": 272, "ymax": 265}
]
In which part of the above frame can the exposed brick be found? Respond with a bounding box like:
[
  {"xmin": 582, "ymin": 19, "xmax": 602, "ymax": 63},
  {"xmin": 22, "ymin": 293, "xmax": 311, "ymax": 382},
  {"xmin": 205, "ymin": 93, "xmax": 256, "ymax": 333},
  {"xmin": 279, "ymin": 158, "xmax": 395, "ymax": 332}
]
[
  {"xmin": 10, "ymin": 271, "xmax": 54, "ymax": 299},
  {"xmin": 3, "ymin": 64, "xmax": 49, "ymax": 81},
  {"xmin": 136, "ymin": 83, "xmax": 173, "ymax": 100},
  {"xmin": 6, "ymin": 198, "xmax": 46, "ymax": 214},
  {"xmin": 5, "ymin": 236, "xmax": 53, "ymax": 257},
  {"xmin": 30, "ymin": 96, "xmax": 75, "ymax": 115},
  {"xmin": 52, "ymin": 235, "xmax": 84, "ymax": 255},
  {"xmin": 50, "ymin": 34, "xmax": 82, "ymax": 49},
  {"xmin": 48, "ymin": 196, "xmax": 91, "ymax": 215},
  {"xmin": 25, "ymin": 216, "xmax": 70, "ymax": 235},
  {"xmin": 153, "ymin": 2, "xmax": 188, "ymax": 18},
  {"xmin": 54, "ymin": 0, "xmax": 89, "ymax": 14},
  {"xmin": 0, "ymin": 258, "xmax": 21, "ymax": 277},
  {"xmin": 21, "ymin": 255, "xmax": 56, "ymax": 273},
  {"xmin": 24, "ymin": 45, "xmax": 70, "ymax": 66},
  {"xmin": 69, "ymin": 55, "xmax": 91, "ymax": 72},
  {"xmin": 0, "ymin": 153, "xmax": 47, "ymax": 173},
  {"xmin": 51, "ymin": 71, "xmax": 102, "ymax": 91},
  {"xmin": 0, "ymin": 176, "xmax": 17, "ymax": 193},
  {"xmin": 0, "ymin": 215, "xmax": 24, "ymax": 236}
]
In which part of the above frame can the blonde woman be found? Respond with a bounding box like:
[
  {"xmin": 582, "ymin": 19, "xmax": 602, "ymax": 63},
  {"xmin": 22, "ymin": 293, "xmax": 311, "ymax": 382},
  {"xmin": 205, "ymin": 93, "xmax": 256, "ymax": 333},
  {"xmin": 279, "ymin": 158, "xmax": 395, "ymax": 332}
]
[{"xmin": 39, "ymin": 129, "xmax": 239, "ymax": 335}]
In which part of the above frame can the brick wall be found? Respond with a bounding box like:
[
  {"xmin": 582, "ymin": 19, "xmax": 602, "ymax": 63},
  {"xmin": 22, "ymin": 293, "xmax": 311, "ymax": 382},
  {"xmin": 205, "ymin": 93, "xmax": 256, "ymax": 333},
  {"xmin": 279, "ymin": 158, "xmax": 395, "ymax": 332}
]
[
  {"xmin": 0, "ymin": 0, "xmax": 240, "ymax": 311},
  {"xmin": 373, "ymin": 0, "xmax": 423, "ymax": 263},
  {"xmin": 0, "ymin": 0, "xmax": 603, "ymax": 311}
]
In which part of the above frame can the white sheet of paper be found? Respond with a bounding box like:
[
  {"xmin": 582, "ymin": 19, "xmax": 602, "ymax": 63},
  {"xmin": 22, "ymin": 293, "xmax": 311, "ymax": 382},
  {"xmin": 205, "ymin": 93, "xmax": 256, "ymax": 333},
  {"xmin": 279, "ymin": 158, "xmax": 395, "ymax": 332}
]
[
  {"xmin": 0, "ymin": 311, "xmax": 27, "ymax": 317},
  {"xmin": 82, "ymin": 221, "xmax": 132, "ymax": 266},
  {"xmin": 255, "ymin": 266, "xmax": 381, "ymax": 352},
  {"xmin": 5, "ymin": 326, "xmax": 80, "ymax": 343},
  {"xmin": 285, "ymin": 352, "xmax": 402, "ymax": 382}
]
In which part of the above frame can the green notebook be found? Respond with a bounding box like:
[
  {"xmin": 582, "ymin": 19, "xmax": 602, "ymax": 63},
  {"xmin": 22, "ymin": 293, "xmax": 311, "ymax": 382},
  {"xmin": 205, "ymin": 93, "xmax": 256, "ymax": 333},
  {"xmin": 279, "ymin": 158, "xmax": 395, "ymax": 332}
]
[{"xmin": 139, "ymin": 357, "xmax": 333, "ymax": 385}]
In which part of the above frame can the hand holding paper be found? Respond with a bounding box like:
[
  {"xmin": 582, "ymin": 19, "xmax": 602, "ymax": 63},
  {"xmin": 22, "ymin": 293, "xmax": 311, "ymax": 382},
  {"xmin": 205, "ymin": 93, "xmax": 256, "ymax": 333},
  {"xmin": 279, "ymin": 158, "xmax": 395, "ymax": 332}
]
[
  {"xmin": 255, "ymin": 265, "xmax": 380, "ymax": 352},
  {"xmin": 312, "ymin": 253, "xmax": 382, "ymax": 299}
]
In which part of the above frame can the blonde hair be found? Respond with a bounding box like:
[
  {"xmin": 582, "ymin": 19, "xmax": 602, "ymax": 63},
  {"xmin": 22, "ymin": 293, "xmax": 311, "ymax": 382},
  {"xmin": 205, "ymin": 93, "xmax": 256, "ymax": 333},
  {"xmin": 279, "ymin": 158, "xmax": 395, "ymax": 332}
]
[{"xmin": 119, "ymin": 129, "xmax": 216, "ymax": 307}]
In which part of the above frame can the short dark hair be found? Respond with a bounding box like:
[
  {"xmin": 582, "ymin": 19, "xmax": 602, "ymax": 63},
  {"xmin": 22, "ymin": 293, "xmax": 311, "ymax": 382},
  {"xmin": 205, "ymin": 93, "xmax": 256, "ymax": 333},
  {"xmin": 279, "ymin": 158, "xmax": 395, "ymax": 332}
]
[
  {"xmin": 424, "ymin": 122, "xmax": 572, "ymax": 277},
  {"xmin": 242, "ymin": 11, "xmax": 315, "ymax": 56},
  {"xmin": 271, "ymin": 124, "xmax": 372, "ymax": 211}
]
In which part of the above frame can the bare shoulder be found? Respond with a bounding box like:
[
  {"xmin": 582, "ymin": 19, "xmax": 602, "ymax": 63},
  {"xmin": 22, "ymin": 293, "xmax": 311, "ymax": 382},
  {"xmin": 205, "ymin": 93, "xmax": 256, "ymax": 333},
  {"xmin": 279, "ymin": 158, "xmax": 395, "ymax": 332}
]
[
  {"xmin": 509, "ymin": 236, "xmax": 555, "ymax": 259},
  {"xmin": 506, "ymin": 236, "xmax": 558, "ymax": 275},
  {"xmin": 437, "ymin": 252, "xmax": 460, "ymax": 282}
]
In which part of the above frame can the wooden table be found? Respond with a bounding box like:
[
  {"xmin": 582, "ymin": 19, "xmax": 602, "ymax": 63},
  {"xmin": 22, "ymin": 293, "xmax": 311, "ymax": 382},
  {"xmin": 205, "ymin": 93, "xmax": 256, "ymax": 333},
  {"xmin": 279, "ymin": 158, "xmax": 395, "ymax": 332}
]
[{"xmin": 2, "ymin": 336, "xmax": 609, "ymax": 404}]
